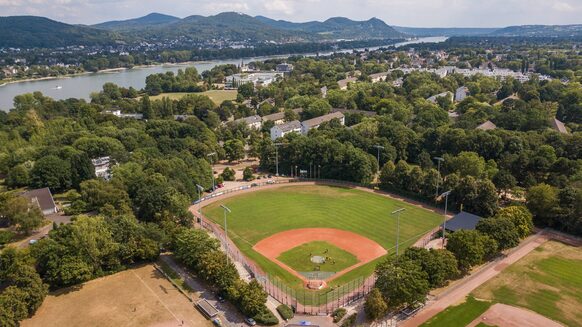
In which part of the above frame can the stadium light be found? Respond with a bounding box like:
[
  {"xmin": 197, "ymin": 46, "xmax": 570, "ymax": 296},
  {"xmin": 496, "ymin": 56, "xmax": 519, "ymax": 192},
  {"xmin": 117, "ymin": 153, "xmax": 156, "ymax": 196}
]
[
  {"xmin": 196, "ymin": 184, "xmax": 204, "ymax": 216},
  {"xmin": 274, "ymin": 143, "xmax": 285, "ymax": 177},
  {"xmin": 373, "ymin": 145, "xmax": 385, "ymax": 170},
  {"xmin": 391, "ymin": 208, "xmax": 405, "ymax": 257},
  {"xmin": 440, "ymin": 190, "xmax": 452, "ymax": 248},
  {"xmin": 207, "ymin": 152, "xmax": 217, "ymax": 191},
  {"xmin": 220, "ymin": 205, "xmax": 232, "ymax": 263},
  {"xmin": 433, "ymin": 157, "xmax": 445, "ymax": 199}
]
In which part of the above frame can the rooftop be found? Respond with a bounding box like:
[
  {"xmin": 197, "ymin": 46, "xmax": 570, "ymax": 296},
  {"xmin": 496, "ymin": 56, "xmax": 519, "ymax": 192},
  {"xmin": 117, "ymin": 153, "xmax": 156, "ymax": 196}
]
[
  {"xmin": 476, "ymin": 120, "xmax": 497, "ymax": 131},
  {"xmin": 21, "ymin": 188, "xmax": 57, "ymax": 212},
  {"xmin": 274, "ymin": 120, "xmax": 301, "ymax": 132},
  {"xmin": 443, "ymin": 212, "xmax": 482, "ymax": 232},
  {"xmin": 551, "ymin": 118, "xmax": 568, "ymax": 134},
  {"xmin": 302, "ymin": 111, "xmax": 345, "ymax": 128}
]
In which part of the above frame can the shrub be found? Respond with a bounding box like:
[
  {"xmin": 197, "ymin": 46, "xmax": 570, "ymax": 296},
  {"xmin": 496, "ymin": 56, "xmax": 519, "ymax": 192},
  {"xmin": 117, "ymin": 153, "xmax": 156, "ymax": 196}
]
[
  {"xmin": 340, "ymin": 313, "xmax": 357, "ymax": 327},
  {"xmin": 221, "ymin": 167, "xmax": 236, "ymax": 181},
  {"xmin": 0, "ymin": 230, "xmax": 15, "ymax": 247},
  {"xmin": 253, "ymin": 308, "xmax": 279, "ymax": 325},
  {"xmin": 332, "ymin": 308, "xmax": 347, "ymax": 323},
  {"xmin": 277, "ymin": 304, "xmax": 294, "ymax": 320}
]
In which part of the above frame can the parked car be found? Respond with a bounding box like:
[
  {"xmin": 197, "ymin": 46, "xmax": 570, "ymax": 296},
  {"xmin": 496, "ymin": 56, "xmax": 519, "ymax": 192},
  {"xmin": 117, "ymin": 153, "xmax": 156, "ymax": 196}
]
[
  {"xmin": 245, "ymin": 317, "xmax": 257, "ymax": 326},
  {"xmin": 251, "ymin": 183, "xmax": 259, "ymax": 187},
  {"xmin": 267, "ymin": 180, "xmax": 275, "ymax": 184},
  {"xmin": 28, "ymin": 239, "xmax": 38, "ymax": 245},
  {"xmin": 217, "ymin": 183, "xmax": 224, "ymax": 188},
  {"xmin": 267, "ymin": 174, "xmax": 273, "ymax": 178},
  {"xmin": 212, "ymin": 318, "xmax": 222, "ymax": 326}
]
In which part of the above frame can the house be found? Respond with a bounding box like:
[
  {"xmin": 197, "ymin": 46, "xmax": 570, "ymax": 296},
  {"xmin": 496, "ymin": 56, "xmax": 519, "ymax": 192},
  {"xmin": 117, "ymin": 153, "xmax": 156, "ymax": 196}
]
[
  {"xmin": 234, "ymin": 115, "xmax": 262, "ymax": 130},
  {"xmin": 276, "ymin": 63, "xmax": 294, "ymax": 73},
  {"xmin": 225, "ymin": 72, "xmax": 283, "ymax": 88},
  {"xmin": 550, "ymin": 118, "xmax": 568, "ymax": 134},
  {"xmin": 103, "ymin": 110, "xmax": 144, "ymax": 120},
  {"xmin": 270, "ymin": 120, "xmax": 302, "ymax": 140},
  {"xmin": 263, "ymin": 108, "xmax": 303, "ymax": 125},
  {"xmin": 455, "ymin": 87, "xmax": 469, "ymax": 102},
  {"xmin": 476, "ymin": 120, "xmax": 497, "ymax": 131},
  {"xmin": 369, "ymin": 72, "xmax": 389, "ymax": 83},
  {"xmin": 442, "ymin": 212, "xmax": 482, "ymax": 233},
  {"xmin": 301, "ymin": 112, "xmax": 345, "ymax": 135},
  {"xmin": 92, "ymin": 156, "xmax": 111, "ymax": 180},
  {"xmin": 427, "ymin": 91, "xmax": 454, "ymax": 103},
  {"xmin": 338, "ymin": 77, "xmax": 357, "ymax": 90},
  {"xmin": 21, "ymin": 188, "xmax": 58, "ymax": 216}
]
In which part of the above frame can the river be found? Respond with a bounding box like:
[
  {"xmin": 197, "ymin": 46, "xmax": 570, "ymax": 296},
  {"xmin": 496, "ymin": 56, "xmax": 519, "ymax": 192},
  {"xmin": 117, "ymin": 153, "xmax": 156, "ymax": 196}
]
[{"xmin": 0, "ymin": 37, "xmax": 447, "ymax": 111}]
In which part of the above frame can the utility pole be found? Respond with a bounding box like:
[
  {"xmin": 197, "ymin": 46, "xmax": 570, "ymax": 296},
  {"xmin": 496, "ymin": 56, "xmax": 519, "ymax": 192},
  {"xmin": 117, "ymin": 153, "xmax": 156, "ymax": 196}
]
[
  {"xmin": 391, "ymin": 208, "xmax": 405, "ymax": 257},
  {"xmin": 196, "ymin": 184, "xmax": 204, "ymax": 217},
  {"xmin": 220, "ymin": 205, "xmax": 231, "ymax": 263},
  {"xmin": 434, "ymin": 157, "xmax": 445, "ymax": 200}
]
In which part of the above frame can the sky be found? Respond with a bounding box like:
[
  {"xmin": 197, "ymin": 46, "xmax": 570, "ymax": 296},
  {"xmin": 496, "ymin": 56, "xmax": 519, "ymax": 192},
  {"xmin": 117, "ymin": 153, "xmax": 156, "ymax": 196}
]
[{"xmin": 1, "ymin": 0, "xmax": 582, "ymax": 27}]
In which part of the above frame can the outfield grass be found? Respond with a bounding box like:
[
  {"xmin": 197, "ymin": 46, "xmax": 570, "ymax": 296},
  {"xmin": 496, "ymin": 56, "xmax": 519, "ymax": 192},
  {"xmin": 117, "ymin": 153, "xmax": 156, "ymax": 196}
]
[
  {"xmin": 421, "ymin": 296, "xmax": 492, "ymax": 327},
  {"xmin": 472, "ymin": 240, "xmax": 582, "ymax": 327},
  {"xmin": 277, "ymin": 241, "xmax": 358, "ymax": 273},
  {"xmin": 150, "ymin": 90, "xmax": 237, "ymax": 105},
  {"xmin": 203, "ymin": 185, "xmax": 442, "ymax": 290}
]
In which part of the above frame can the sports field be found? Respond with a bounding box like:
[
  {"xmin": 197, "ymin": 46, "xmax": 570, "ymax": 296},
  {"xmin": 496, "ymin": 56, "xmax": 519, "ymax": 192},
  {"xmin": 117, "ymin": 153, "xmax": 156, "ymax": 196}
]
[
  {"xmin": 22, "ymin": 264, "xmax": 211, "ymax": 327},
  {"xmin": 150, "ymin": 90, "xmax": 237, "ymax": 105},
  {"xmin": 203, "ymin": 185, "xmax": 442, "ymax": 289},
  {"xmin": 278, "ymin": 241, "xmax": 359, "ymax": 273},
  {"xmin": 424, "ymin": 240, "xmax": 582, "ymax": 327}
]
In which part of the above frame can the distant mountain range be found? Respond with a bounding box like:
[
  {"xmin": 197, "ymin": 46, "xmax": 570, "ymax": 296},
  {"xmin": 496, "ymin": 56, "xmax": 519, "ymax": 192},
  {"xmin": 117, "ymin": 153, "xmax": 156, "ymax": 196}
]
[{"xmin": 1, "ymin": 12, "xmax": 582, "ymax": 49}]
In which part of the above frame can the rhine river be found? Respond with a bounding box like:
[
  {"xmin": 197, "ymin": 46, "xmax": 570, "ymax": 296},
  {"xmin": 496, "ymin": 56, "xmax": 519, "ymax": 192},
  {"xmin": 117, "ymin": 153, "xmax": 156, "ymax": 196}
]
[{"xmin": 0, "ymin": 37, "xmax": 446, "ymax": 111}]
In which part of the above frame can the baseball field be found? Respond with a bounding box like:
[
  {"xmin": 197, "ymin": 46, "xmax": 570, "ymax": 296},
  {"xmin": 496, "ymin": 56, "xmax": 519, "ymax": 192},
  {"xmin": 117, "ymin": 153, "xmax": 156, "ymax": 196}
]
[{"xmin": 202, "ymin": 184, "xmax": 443, "ymax": 290}]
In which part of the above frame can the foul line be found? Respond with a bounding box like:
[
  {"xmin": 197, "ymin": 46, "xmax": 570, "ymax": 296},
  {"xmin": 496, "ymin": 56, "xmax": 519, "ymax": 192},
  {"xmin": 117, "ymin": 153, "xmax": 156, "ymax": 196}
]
[{"xmin": 132, "ymin": 270, "xmax": 182, "ymax": 324}]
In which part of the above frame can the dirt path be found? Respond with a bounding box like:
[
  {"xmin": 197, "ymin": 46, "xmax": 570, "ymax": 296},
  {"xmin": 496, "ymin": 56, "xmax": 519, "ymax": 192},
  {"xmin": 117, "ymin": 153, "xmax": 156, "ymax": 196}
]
[
  {"xmin": 254, "ymin": 228, "xmax": 387, "ymax": 284},
  {"xmin": 402, "ymin": 231, "xmax": 550, "ymax": 327},
  {"xmin": 467, "ymin": 303, "xmax": 564, "ymax": 327}
]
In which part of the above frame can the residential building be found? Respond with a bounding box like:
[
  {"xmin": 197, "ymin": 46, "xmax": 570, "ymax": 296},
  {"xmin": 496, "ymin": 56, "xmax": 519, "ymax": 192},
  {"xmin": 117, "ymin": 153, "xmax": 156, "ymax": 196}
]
[
  {"xmin": 455, "ymin": 86, "xmax": 469, "ymax": 102},
  {"xmin": 234, "ymin": 115, "xmax": 262, "ymax": 130},
  {"xmin": 92, "ymin": 156, "xmax": 111, "ymax": 180},
  {"xmin": 301, "ymin": 112, "xmax": 345, "ymax": 135},
  {"xmin": 476, "ymin": 120, "xmax": 497, "ymax": 131},
  {"xmin": 427, "ymin": 91, "xmax": 454, "ymax": 103},
  {"xmin": 276, "ymin": 63, "xmax": 294, "ymax": 73},
  {"xmin": 225, "ymin": 72, "xmax": 283, "ymax": 88},
  {"xmin": 263, "ymin": 108, "xmax": 303, "ymax": 125},
  {"xmin": 369, "ymin": 72, "xmax": 389, "ymax": 83},
  {"xmin": 550, "ymin": 118, "xmax": 568, "ymax": 134},
  {"xmin": 21, "ymin": 188, "xmax": 58, "ymax": 216},
  {"xmin": 338, "ymin": 77, "xmax": 357, "ymax": 90},
  {"xmin": 270, "ymin": 120, "xmax": 302, "ymax": 140}
]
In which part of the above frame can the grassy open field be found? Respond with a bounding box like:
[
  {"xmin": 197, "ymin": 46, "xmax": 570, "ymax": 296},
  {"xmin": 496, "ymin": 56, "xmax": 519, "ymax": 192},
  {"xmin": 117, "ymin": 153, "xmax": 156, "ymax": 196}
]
[
  {"xmin": 22, "ymin": 264, "xmax": 211, "ymax": 327},
  {"xmin": 277, "ymin": 241, "xmax": 358, "ymax": 273},
  {"xmin": 203, "ymin": 185, "xmax": 442, "ymax": 290},
  {"xmin": 425, "ymin": 240, "xmax": 582, "ymax": 327},
  {"xmin": 150, "ymin": 90, "xmax": 237, "ymax": 105}
]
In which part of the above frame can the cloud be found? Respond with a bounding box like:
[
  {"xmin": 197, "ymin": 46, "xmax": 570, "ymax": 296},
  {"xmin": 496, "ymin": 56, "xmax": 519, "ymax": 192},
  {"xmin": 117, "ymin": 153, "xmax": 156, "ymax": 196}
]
[{"xmin": 1, "ymin": 0, "xmax": 582, "ymax": 27}]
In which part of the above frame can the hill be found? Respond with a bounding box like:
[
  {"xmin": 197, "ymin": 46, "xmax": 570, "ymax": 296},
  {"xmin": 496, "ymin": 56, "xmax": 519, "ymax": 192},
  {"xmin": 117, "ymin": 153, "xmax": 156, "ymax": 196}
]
[
  {"xmin": 0, "ymin": 16, "xmax": 123, "ymax": 48},
  {"xmin": 255, "ymin": 15, "xmax": 403, "ymax": 39},
  {"xmin": 393, "ymin": 26, "xmax": 499, "ymax": 37},
  {"xmin": 492, "ymin": 24, "xmax": 582, "ymax": 37},
  {"xmin": 93, "ymin": 13, "xmax": 179, "ymax": 30}
]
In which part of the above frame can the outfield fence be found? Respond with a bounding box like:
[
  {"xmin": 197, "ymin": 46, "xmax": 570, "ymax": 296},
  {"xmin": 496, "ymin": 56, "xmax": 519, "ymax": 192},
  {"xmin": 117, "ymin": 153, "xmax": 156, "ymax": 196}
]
[{"xmin": 192, "ymin": 178, "xmax": 416, "ymax": 315}]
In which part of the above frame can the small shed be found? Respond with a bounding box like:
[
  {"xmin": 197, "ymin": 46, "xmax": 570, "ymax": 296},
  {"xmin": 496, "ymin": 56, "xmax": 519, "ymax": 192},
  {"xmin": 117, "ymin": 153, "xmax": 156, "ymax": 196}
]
[{"xmin": 443, "ymin": 212, "xmax": 482, "ymax": 232}]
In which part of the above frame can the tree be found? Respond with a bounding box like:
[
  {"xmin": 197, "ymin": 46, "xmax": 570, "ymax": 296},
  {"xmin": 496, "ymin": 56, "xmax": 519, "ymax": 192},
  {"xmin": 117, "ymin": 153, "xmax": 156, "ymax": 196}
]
[
  {"xmin": 476, "ymin": 217, "xmax": 520, "ymax": 251},
  {"xmin": 239, "ymin": 280, "xmax": 268, "ymax": 317},
  {"xmin": 495, "ymin": 206, "xmax": 534, "ymax": 238},
  {"xmin": 5, "ymin": 164, "xmax": 30, "ymax": 189},
  {"xmin": 379, "ymin": 161, "xmax": 396, "ymax": 189},
  {"xmin": 446, "ymin": 230, "xmax": 498, "ymax": 271},
  {"xmin": 403, "ymin": 248, "xmax": 459, "ymax": 288},
  {"xmin": 141, "ymin": 95, "xmax": 154, "ymax": 119},
  {"xmin": 0, "ymin": 196, "xmax": 43, "ymax": 234},
  {"xmin": 375, "ymin": 257, "xmax": 430, "ymax": 309},
  {"xmin": 243, "ymin": 167, "xmax": 255, "ymax": 181},
  {"xmin": 364, "ymin": 288, "xmax": 388, "ymax": 320},
  {"xmin": 492, "ymin": 170, "xmax": 517, "ymax": 196},
  {"xmin": 526, "ymin": 184, "xmax": 559, "ymax": 226},
  {"xmin": 221, "ymin": 167, "xmax": 236, "ymax": 181},
  {"xmin": 224, "ymin": 139, "xmax": 245, "ymax": 163},
  {"xmin": 238, "ymin": 83, "xmax": 255, "ymax": 98},
  {"xmin": 30, "ymin": 155, "xmax": 72, "ymax": 192}
]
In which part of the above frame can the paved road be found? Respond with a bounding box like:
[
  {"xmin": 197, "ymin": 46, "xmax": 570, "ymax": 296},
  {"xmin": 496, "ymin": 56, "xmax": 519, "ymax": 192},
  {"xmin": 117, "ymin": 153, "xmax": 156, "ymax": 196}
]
[
  {"xmin": 15, "ymin": 213, "xmax": 72, "ymax": 248},
  {"xmin": 401, "ymin": 231, "xmax": 550, "ymax": 327}
]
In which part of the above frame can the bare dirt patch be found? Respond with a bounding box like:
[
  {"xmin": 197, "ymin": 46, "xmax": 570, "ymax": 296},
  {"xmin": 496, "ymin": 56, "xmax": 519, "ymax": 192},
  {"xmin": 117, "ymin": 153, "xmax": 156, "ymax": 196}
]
[
  {"xmin": 253, "ymin": 228, "xmax": 386, "ymax": 285},
  {"xmin": 467, "ymin": 303, "xmax": 564, "ymax": 327},
  {"xmin": 22, "ymin": 264, "xmax": 211, "ymax": 327}
]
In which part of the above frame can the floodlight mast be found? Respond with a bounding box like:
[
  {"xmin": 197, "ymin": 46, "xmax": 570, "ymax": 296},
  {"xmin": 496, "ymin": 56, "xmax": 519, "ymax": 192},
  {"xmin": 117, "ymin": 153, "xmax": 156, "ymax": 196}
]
[
  {"xmin": 373, "ymin": 145, "xmax": 385, "ymax": 170},
  {"xmin": 391, "ymin": 208, "xmax": 405, "ymax": 257},
  {"xmin": 196, "ymin": 184, "xmax": 204, "ymax": 216},
  {"xmin": 433, "ymin": 157, "xmax": 445, "ymax": 199},
  {"xmin": 207, "ymin": 152, "xmax": 217, "ymax": 191},
  {"xmin": 440, "ymin": 190, "xmax": 452, "ymax": 248},
  {"xmin": 220, "ymin": 205, "xmax": 231, "ymax": 263},
  {"xmin": 274, "ymin": 143, "xmax": 285, "ymax": 177}
]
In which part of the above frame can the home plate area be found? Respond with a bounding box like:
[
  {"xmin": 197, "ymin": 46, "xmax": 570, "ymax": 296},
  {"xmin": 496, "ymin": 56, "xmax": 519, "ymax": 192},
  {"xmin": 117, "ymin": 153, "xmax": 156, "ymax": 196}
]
[{"xmin": 252, "ymin": 228, "xmax": 387, "ymax": 289}]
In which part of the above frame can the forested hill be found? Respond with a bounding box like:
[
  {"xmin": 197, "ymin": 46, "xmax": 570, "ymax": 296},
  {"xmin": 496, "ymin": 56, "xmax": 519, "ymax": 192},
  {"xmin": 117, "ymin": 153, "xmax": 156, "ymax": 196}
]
[
  {"xmin": 492, "ymin": 24, "xmax": 582, "ymax": 37},
  {"xmin": 393, "ymin": 26, "xmax": 499, "ymax": 37},
  {"xmin": 254, "ymin": 16, "xmax": 404, "ymax": 39},
  {"xmin": 0, "ymin": 16, "xmax": 123, "ymax": 48},
  {"xmin": 92, "ymin": 13, "xmax": 180, "ymax": 30}
]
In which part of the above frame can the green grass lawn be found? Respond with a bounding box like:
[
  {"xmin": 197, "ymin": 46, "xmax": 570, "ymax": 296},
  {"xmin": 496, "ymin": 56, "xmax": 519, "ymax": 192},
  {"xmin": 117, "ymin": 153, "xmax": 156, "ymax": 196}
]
[
  {"xmin": 277, "ymin": 241, "xmax": 358, "ymax": 273},
  {"xmin": 428, "ymin": 241, "xmax": 582, "ymax": 327},
  {"xmin": 203, "ymin": 185, "xmax": 442, "ymax": 293},
  {"xmin": 150, "ymin": 90, "xmax": 237, "ymax": 105},
  {"xmin": 421, "ymin": 296, "xmax": 492, "ymax": 327}
]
